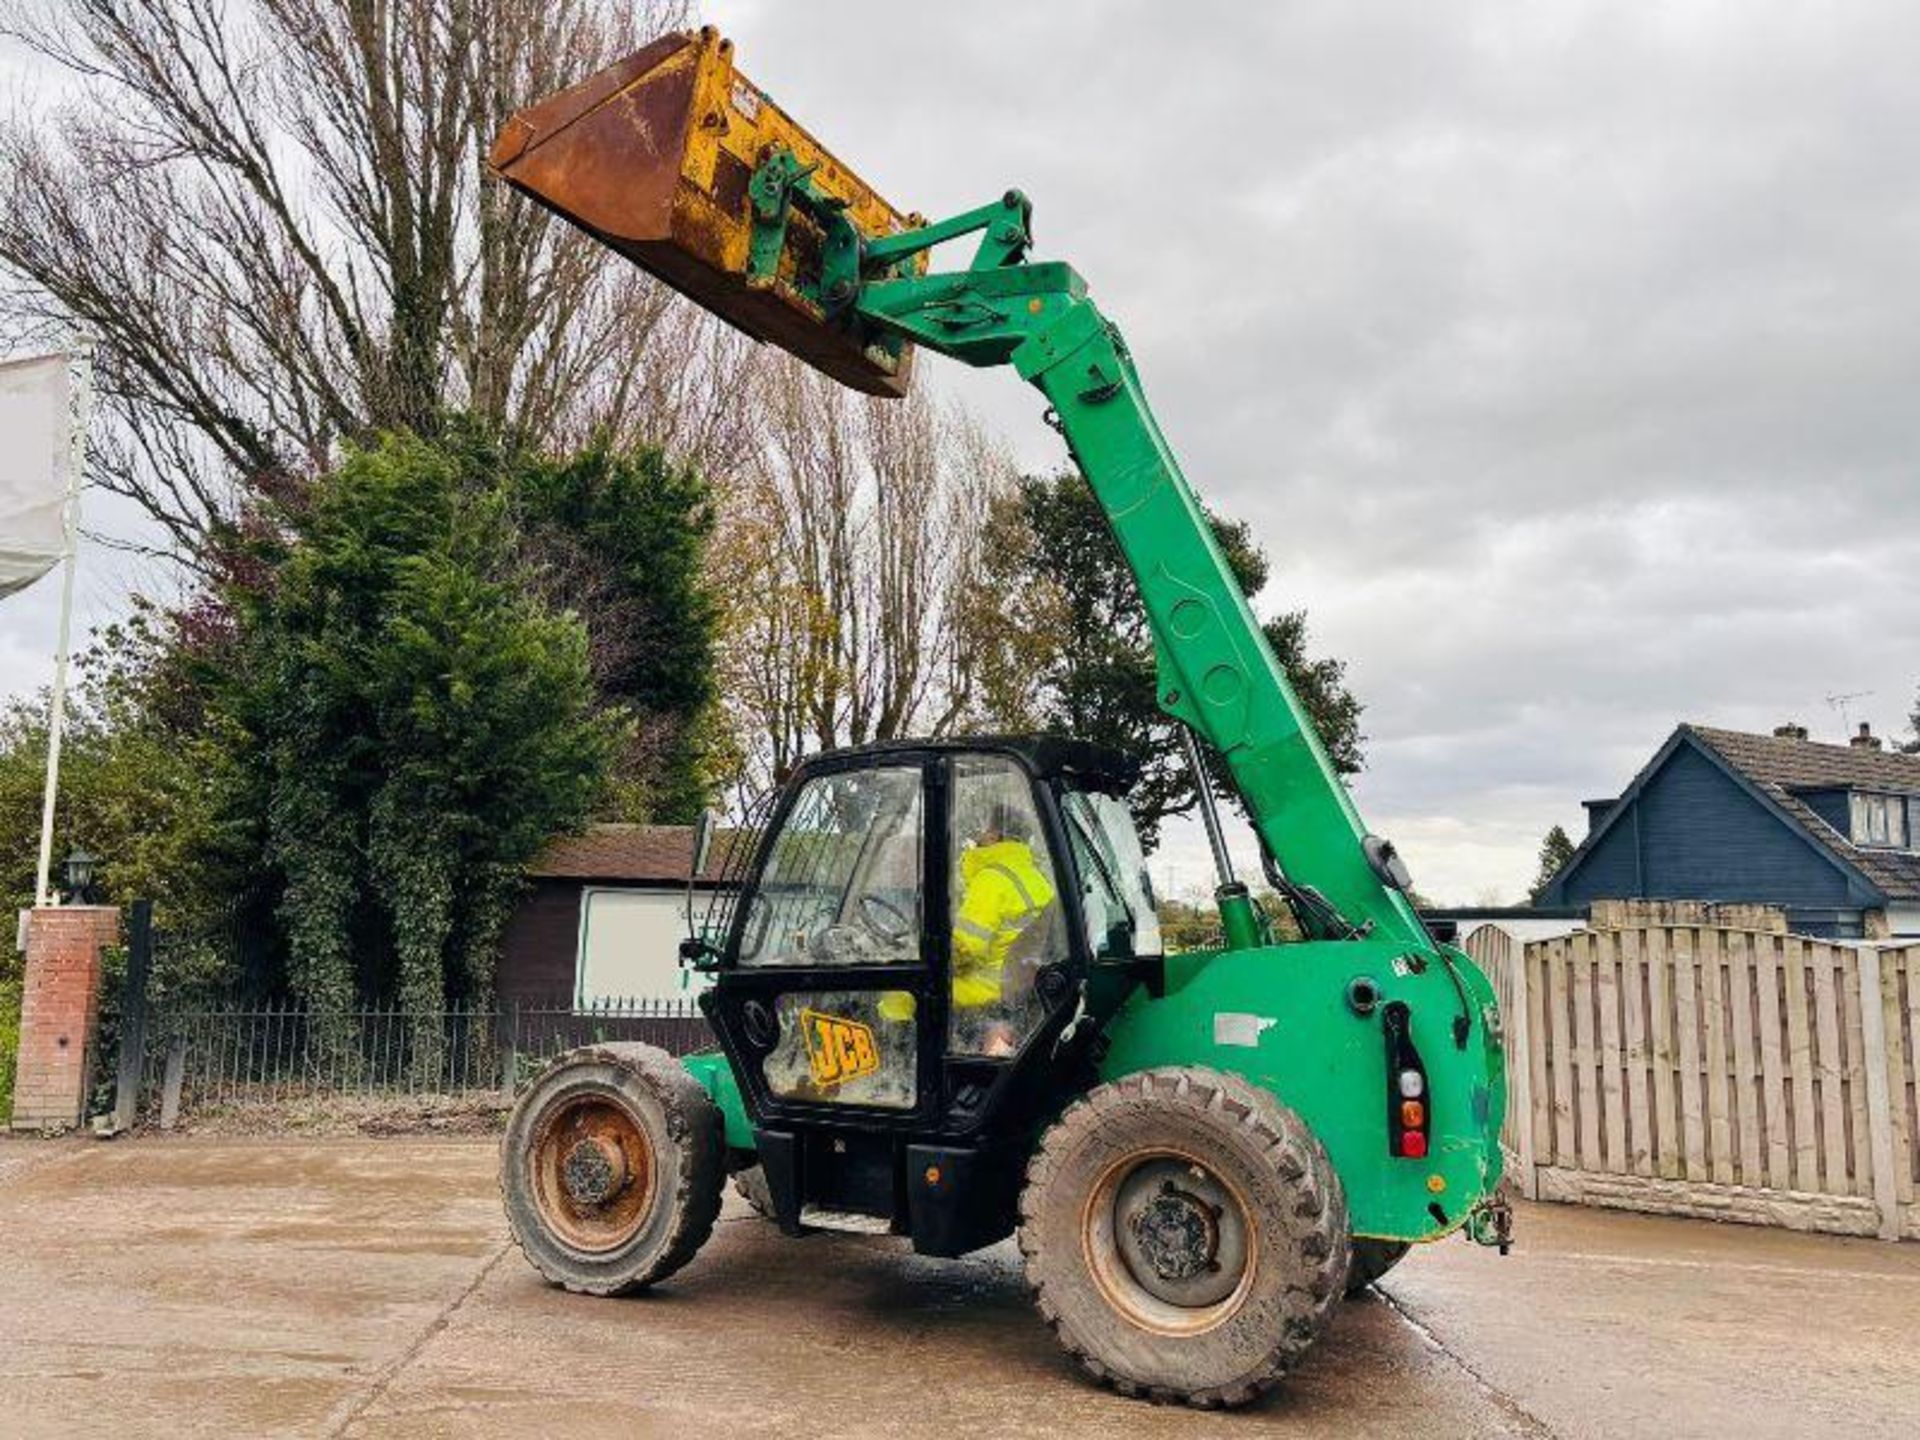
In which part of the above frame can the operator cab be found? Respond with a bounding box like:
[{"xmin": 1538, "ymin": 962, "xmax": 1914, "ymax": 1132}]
[{"xmin": 693, "ymin": 736, "xmax": 1162, "ymax": 1253}]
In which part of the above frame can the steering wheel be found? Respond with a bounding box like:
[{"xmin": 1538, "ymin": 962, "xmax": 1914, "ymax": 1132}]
[{"xmin": 856, "ymin": 893, "xmax": 915, "ymax": 947}]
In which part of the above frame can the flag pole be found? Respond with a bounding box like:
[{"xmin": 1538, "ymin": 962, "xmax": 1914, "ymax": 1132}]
[{"xmin": 33, "ymin": 346, "xmax": 90, "ymax": 908}]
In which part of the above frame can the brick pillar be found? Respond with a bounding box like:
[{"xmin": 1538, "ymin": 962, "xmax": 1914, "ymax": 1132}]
[{"xmin": 10, "ymin": 906, "xmax": 120, "ymax": 1132}]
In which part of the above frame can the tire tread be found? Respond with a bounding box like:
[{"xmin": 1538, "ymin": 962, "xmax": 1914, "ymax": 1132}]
[
  {"xmin": 1017, "ymin": 1066, "xmax": 1349, "ymax": 1409},
  {"xmin": 500, "ymin": 1041, "xmax": 723, "ymax": 1295}
]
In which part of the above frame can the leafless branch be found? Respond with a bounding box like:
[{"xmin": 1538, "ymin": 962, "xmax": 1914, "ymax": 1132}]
[
  {"xmin": 716, "ymin": 356, "xmax": 1014, "ymax": 801},
  {"xmin": 0, "ymin": 0, "xmax": 708, "ymax": 553}
]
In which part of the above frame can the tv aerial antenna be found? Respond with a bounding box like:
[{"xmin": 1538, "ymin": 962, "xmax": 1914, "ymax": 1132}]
[{"xmin": 1825, "ymin": 690, "xmax": 1874, "ymax": 735}]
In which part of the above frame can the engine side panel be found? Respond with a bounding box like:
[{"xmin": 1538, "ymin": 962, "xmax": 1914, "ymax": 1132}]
[{"xmin": 1097, "ymin": 938, "xmax": 1507, "ymax": 1241}]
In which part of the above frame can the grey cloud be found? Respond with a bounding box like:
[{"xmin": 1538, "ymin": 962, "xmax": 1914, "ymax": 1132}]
[
  {"xmin": 5, "ymin": 3, "xmax": 1912, "ymax": 904},
  {"xmin": 717, "ymin": 0, "xmax": 1920, "ymax": 900}
]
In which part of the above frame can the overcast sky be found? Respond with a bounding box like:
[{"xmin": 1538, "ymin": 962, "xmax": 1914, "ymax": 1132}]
[{"xmin": 4, "ymin": 2, "xmax": 1917, "ymax": 904}]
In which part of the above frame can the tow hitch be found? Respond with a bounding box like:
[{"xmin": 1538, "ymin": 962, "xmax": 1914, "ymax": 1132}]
[{"xmin": 1466, "ymin": 1182, "xmax": 1515, "ymax": 1255}]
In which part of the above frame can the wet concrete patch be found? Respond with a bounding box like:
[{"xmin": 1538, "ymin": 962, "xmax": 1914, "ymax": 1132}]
[
  {"xmin": 1384, "ymin": 1202, "xmax": 1920, "ymax": 1440},
  {"xmin": 2, "ymin": 1137, "xmax": 1915, "ymax": 1437},
  {"xmin": 0, "ymin": 1139, "xmax": 504, "ymax": 1437},
  {"xmin": 345, "ymin": 1202, "xmax": 1526, "ymax": 1439}
]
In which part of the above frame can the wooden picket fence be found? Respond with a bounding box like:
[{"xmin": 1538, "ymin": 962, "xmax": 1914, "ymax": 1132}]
[{"xmin": 1468, "ymin": 923, "xmax": 1920, "ymax": 1240}]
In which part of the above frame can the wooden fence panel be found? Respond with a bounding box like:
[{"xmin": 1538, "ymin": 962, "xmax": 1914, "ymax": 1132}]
[
  {"xmin": 1900, "ymin": 946, "xmax": 1920, "ymax": 1238},
  {"xmin": 1783, "ymin": 936, "xmax": 1820, "ymax": 1192},
  {"xmin": 1548, "ymin": 937, "xmax": 1576, "ymax": 1165},
  {"xmin": 1477, "ymin": 922, "xmax": 1920, "ymax": 1241},
  {"xmin": 1596, "ymin": 932, "xmax": 1626, "ymax": 1172},
  {"xmin": 1728, "ymin": 931, "xmax": 1763, "ymax": 1187},
  {"xmin": 1527, "ymin": 940, "xmax": 1553, "ymax": 1168},
  {"xmin": 1673, "ymin": 933, "xmax": 1707, "ymax": 1181},
  {"xmin": 1858, "ymin": 947, "xmax": 1903, "ymax": 1239},
  {"xmin": 1572, "ymin": 933, "xmax": 1602, "ymax": 1168},
  {"xmin": 1840, "ymin": 951, "xmax": 1873, "ymax": 1199},
  {"xmin": 1810, "ymin": 947, "xmax": 1851, "ymax": 1194},
  {"xmin": 1702, "ymin": 928, "xmax": 1735, "ymax": 1185},
  {"xmin": 1620, "ymin": 927, "xmax": 1653, "ymax": 1176},
  {"xmin": 1894, "ymin": 949, "xmax": 1920, "ymax": 1210},
  {"xmin": 1647, "ymin": 926, "xmax": 1681, "ymax": 1179},
  {"xmin": 1755, "ymin": 933, "xmax": 1792, "ymax": 1190}
]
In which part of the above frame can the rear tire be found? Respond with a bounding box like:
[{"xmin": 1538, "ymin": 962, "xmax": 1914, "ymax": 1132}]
[
  {"xmin": 1344, "ymin": 1238, "xmax": 1410, "ymax": 1296},
  {"xmin": 1018, "ymin": 1067, "xmax": 1349, "ymax": 1409},
  {"xmin": 501, "ymin": 1042, "xmax": 724, "ymax": 1295}
]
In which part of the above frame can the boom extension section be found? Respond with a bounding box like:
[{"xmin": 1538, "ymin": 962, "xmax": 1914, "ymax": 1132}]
[{"xmin": 816, "ymin": 188, "xmax": 1430, "ymax": 952}]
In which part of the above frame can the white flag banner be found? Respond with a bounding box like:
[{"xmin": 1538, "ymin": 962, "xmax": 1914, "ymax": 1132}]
[{"xmin": 0, "ymin": 352, "xmax": 75, "ymax": 601}]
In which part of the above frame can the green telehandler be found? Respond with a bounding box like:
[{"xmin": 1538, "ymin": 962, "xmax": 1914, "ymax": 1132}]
[{"xmin": 490, "ymin": 27, "xmax": 1511, "ymax": 1408}]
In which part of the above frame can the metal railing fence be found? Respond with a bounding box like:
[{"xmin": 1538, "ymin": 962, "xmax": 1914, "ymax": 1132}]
[{"xmin": 126, "ymin": 996, "xmax": 712, "ymax": 1121}]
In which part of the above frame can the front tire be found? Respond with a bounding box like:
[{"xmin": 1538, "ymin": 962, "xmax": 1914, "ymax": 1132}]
[
  {"xmin": 501, "ymin": 1042, "xmax": 724, "ymax": 1295},
  {"xmin": 1018, "ymin": 1067, "xmax": 1349, "ymax": 1408}
]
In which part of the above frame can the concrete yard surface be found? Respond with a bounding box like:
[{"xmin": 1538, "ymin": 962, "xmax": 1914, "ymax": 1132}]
[{"xmin": 0, "ymin": 1137, "xmax": 1915, "ymax": 1437}]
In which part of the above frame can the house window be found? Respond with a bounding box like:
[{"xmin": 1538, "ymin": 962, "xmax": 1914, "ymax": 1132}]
[{"xmin": 1850, "ymin": 792, "xmax": 1910, "ymax": 849}]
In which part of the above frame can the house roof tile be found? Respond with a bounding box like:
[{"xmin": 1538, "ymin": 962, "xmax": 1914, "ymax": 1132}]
[{"xmin": 529, "ymin": 823, "xmax": 736, "ymax": 883}]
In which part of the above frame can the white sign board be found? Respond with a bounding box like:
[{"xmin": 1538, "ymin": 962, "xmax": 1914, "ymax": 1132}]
[
  {"xmin": 577, "ymin": 887, "xmax": 705, "ymax": 1006},
  {"xmin": 0, "ymin": 353, "xmax": 73, "ymax": 600}
]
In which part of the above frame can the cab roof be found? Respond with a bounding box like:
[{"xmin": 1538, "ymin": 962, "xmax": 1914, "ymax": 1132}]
[{"xmin": 801, "ymin": 734, "xmax": 1139, "ymax": 793}]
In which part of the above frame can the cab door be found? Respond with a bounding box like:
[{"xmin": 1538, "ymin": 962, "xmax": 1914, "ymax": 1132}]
[
  {"xmin": 934, "ymin": 753, "xmax": 1091, "ymax": 1137},
  {"xmin": 705, "ymin": 758, "xmax": 940, "ymax": 1125}
]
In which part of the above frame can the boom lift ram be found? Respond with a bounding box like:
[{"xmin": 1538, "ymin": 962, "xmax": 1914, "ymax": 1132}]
[{"xmin": 490, "ymin": 27, "xmax": 1511, "ymax": 1408}]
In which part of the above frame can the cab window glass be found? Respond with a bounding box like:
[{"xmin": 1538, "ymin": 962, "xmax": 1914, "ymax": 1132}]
[
  {"xmin": 1062, "ymin": 789, "xmax": 1162, "ymax": 959},
  {"xmin": 738, "ymin": 767, "xmax": 922, "ymax": 967},
  {"xmin": 946, "ymin": 756, "xmax": 1069, "ymax": 1056}
]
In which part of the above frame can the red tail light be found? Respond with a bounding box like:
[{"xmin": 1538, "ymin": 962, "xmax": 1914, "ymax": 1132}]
[{"xmin": 1383, "ymin": 1000, "xmax": 1432, "ymax": 1159}]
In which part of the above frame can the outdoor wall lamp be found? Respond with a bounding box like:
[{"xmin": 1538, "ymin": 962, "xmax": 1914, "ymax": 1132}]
[{"xmin": 63, "ymin": 846, "xmax": 98, "ymax": 904}]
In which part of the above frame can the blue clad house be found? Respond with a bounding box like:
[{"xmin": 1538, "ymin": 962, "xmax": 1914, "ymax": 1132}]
[{"xmin": 1540, "ymin": 722, "xmax": 1920, "ymax": 940}]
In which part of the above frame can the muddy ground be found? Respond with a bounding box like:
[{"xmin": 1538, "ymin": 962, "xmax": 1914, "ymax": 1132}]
[{"xmin": 0, "ymin": 1136, "xmax": 1915, "ymax": 1437}]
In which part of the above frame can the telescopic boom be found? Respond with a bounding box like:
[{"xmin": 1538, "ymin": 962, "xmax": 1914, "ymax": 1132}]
[{"xmin": 490, "ymin": 27, "xmax": 1430, "ymax": 957}]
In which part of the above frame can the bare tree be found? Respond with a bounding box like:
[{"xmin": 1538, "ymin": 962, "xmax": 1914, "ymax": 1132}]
[
  {"xmin": 717, "ymin": 358, "xmax": 1012, "ymax": 802},
  {"xmin": 0, "ymin": 0, "xmax": 758, "ymax": 562}
]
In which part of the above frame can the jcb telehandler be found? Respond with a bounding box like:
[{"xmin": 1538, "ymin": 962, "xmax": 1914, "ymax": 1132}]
[{"xmin": 491, "ymin": 28, "xmax": 1511, "ymax": 1408}]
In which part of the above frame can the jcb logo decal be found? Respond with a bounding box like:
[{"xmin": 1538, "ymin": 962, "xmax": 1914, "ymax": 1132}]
[{"xmin": 801, "ymin": 1008, "xmax": 879, "ymax": 1088}]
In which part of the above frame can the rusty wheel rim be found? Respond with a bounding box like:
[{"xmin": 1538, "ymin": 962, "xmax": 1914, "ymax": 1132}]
[
  {"xmin": 529, "ymin": 1092, "xmax": 657, "ymax": 1254},
  {"xmin": 1081, "ymin": 1147, "xmax": 1258, "ymax": 1337}
]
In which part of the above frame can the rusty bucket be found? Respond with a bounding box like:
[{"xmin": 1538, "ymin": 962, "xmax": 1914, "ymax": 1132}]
[{"xmin": 490, "ymin": 27, "xmax": 919, "ymax": 396}]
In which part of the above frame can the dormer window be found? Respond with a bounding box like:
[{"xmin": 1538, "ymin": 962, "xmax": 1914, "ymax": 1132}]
[{"xmin": 1850, "ymin": 792, "xmax": 1910, "ymax": 849}]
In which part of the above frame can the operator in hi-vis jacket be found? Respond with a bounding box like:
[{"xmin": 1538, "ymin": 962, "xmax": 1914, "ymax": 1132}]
[
  {"xmin": 950, "ymin": 801, "xmax": 1058, "ymax": 1010},
  {"xmin": 879, "ymin": 801, "xmax": 1058, "ymax": 1051}
]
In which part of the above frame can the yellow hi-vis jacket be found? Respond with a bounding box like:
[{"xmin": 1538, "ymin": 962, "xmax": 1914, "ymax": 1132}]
[
  {"xmin": 951, "ymin": 839, "xmax": 1057, "ymax": 1008},
  {"xmin": 877, "ymin": 839, "xmax": 1056, "ymax": 1021}
]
